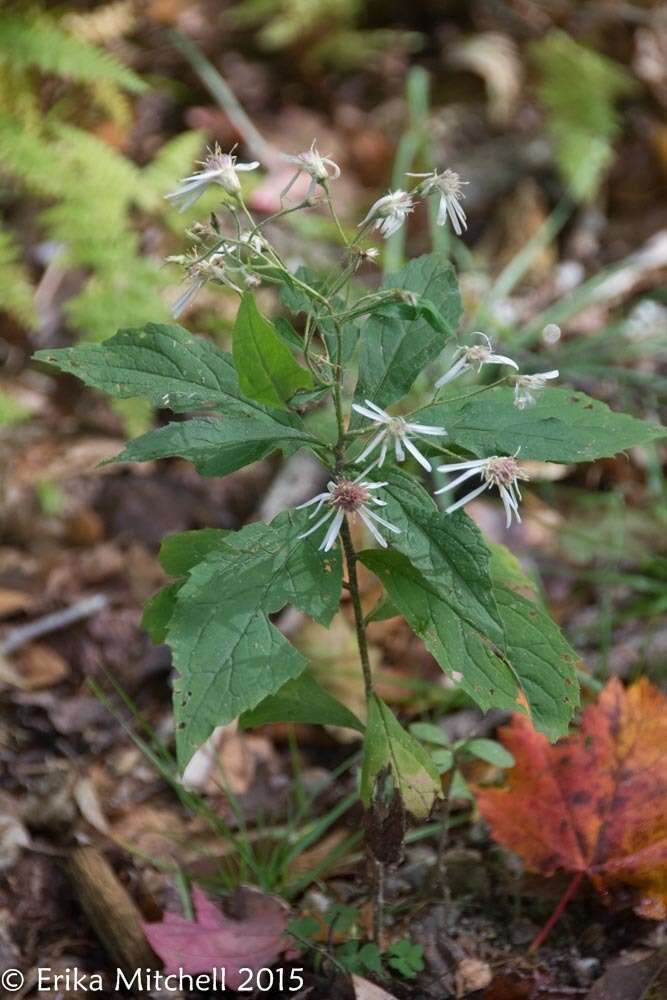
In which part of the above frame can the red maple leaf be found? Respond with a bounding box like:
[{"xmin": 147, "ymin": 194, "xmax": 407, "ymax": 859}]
[
  {"xmin": 475, "ymin": 678, "xmax": 667, "ymax": 921},
  {"xmin": 143, "ymin": 885, "xmax": 292, "ymax": 989}
]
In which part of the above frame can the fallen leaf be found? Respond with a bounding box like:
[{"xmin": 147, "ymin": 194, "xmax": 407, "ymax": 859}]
[
  {"xmin": 456, "ymin": 957, "xmax": 493, "ymax": 997},
  {"xmin": 0, "ymin": 588, "xmax": 33, "ymax": 619},
  {"xmin": 143, "ymin": 885, "xmax": 292, "ymax": 988},
  {"xmin": 0, "ymin": 795, "xmax": 30, "ymax": 870},
  {"xmin": 352, "ymin": 974, "xmax": 399, "ymax": 1000},
  {"xmin": 586, "ymin": 946, "xmax": 667, "ymax": 1000},
  {"xmin": 13, "ymin": 644, "xmax": 69, "ymax": 690},
  {"xmin": 475, "ymin": 678, "xmax": 667, "ymax": 919}
]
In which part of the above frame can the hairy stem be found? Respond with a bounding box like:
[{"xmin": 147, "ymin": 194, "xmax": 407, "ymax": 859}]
[
  {"xmin": 339, "ymin": 518, "xmax": 374, "ymax": 701},
  {"xmin": 331, "ymin": 315, "xmax": 382, "ymax": 943}
]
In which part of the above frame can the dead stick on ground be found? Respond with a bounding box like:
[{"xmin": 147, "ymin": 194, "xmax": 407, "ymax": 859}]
[
  {"xmin": 1, "ymin": 594, "xmax": 108, "ymax": 656},
  {"xmin": 68, "ymin": 846, "xmax": 157, "ymax": 982}
]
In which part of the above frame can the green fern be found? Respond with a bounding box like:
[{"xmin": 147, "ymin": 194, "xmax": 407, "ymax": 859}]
[
  {"xmin": 0, "ymin": 12, "xmax": 145, "ymax": 93},
  {"xmin": 531, "ymin": 31, "xmax": 637, "ymax": 202},
  {"xmin": 0, "ymin": 5, "xmax": 206, "ymax": 341},
  {"xmin": 0, "ymin": 225, "xmax": 36, "ymax": 327}
]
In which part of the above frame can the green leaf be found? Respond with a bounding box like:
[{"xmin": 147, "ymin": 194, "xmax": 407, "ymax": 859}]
[
  {"xmin": 362, "ymin": 547, "xmax": 522, "ymax": 716},
  {"xmin": 142, "ymin": 529, "xmax": 232, "ymax": 644},
  {"xmin": 165, "ymin": 512, "xmax": 343, "ymax": 767},
  {"xmin": 361, "ymin": 695, "xmax": 441, "ymax": 818},
  {"xmin": 110, "ymin": 414, "xmax": 314, "ymax": 477},
  {"xmin": 364, "ymin": 545, "xmax": 579, "ymax": 740},
  {"xmin": 386, "ymin": 939, "xmax": 425, "ymax": 979},
  {"xmin": 239, "ymin": 672, "xmax": 364, "ymax": 733},
  {"xmin": 374, "ymin": 468, "xmax": 504, "ymax": 644},
  {"xmin": 232, "ymin": 292, "xmax": 313, "ymax": 408},
  {"xmin": 431, "ymin": 749, "xmax": 455, "ymax": 773},
  {"xmin": 414, "ymin": 387, "xmax": 665, "ymax": 462},
  {"xmin": 159, "ymin": 528, "xmax": 231, "ymax": 577},
  {"xmin": 141, "ymin": 583, "xmax": 180, "ymax": 645},
  {"xmin": 352, "ymin": 254, "xmax": 461, "ymax": 422},
  {"xmin": 360, "ymin": 470, "xmax": 580, "ymax": 740},
  {"xmin": 409, "ymin": 722, "xmax": 450, "ymax": 747},
  {"xmin": 33, "ymin": 322, "xmax": 302, "ymax": 424},
  {"xmin": 492, "ymin": 583, "xmax": 580, "ymax": 741},
  {"xmin": 458, "ymin": 738, "xmax": 515, "ymax": 768}
]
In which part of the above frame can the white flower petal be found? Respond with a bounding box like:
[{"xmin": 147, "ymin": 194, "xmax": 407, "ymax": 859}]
[
  {"xmin": 355, "ymin": 428, "xmax": 388, "ymax": 465},
  {"xmin": 362, "ymin": 506, "xmax": 401, "ymax": 534},
  {"xmin": 321, "ymin": 509, "xmax": 345, "ymax": 551},
  {"xmin": 487, "ymin": 353, "xmax": 519, "ymax": 370},
  {"xmin": 433, "ymin": 466, "xmax": 481, "ymax": 495},
  {"xmin": 435, "ymin": 354, "xmax": 470, "ymax": 388},
  {"xmin": 404, "ymin": 421, "xmax": 447, "ymax": 435},
  {"xmin": 296, "ymin": 492, "xmax": 330, "ymax": 510},
  {"xmin": 298, "ymin": 509, "xmax": 333, "ymax": 541},
  {"xmin": 436, "ymin": 458, "xmax": 486, "ymax": 473},
  {"xmin": 444, "ymin": 481, "xmax": 490, "ymax": 514},
  {"xmin": 358, "ymin": 509, "xmax": 388, "ymax": 547},
  {"xmin": 402, "ymin": 435, "xmax": 432, "ymax": 471}
]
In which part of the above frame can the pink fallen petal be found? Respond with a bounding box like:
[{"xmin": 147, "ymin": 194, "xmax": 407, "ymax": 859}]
[{"xmin": 143, "ymin": 885, "xmax": 292, "ymax": 989}]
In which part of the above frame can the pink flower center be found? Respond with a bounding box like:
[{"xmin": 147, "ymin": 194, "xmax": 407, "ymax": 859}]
[
  {"xmin": 330, "ymin": 480, "xmax": 370, "ymax": 512},
  {"xmin": 484, "ymin": 457, "xmax": 523, "ymax": 486}
]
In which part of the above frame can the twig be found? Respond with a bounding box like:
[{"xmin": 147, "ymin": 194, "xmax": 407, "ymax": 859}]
[
  {"xmin": 0, "ymin": 594, "xmax": 108, "ymax": 656},
  {"xmin": 529, "ymin": 870, "xmax": 585, "ymax": 953},
  {"xmin": 170, "ymin": 31, "xmax": 279, "ymax": 167},
  {"xmin": 68, "ymin": 846, "xmax": 158, "ymax": 982}
]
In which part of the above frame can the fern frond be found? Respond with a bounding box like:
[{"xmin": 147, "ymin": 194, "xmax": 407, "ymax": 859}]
[
  {"xmin": 0, "ymin": 13, "xmax": 145, "ymax": 93},
  {"xmin": 139, "ymin": 130, "xmax": 206, "ymax": 210},
  {"xmin": 63, "ymin": 1, "xmax": 137, "ymax": 45},
  {"xmin": 65, "ymin": 257, "xmax": 170, "ymax": 342},
  {"xmin": 0, "ymin": 224, "xmax": 36, "ymax": 327},
  {"xmin": 531, "ymin": 31, "xmax": 636, "ymax": 201}
]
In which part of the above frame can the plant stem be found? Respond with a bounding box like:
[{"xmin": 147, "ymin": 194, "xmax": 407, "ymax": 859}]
[
  {"xmin": 339, "ymin": 519, "xmax": 374, "ymax": 701},
  {"xmin": 330, "ymin": 315, "xmax": 382, "ymax": 943},
  {"xmin": 437, "ymin": 766, "xmax": 456, "ymax": 904},
  {"xmin": 528, "ymin": 870, "xmax": 585, "ymax": 953}
]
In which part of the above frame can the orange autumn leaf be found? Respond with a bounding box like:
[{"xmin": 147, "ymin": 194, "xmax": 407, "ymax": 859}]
[{"xmin": 475, "ymin": 677, "xmax": 667, "ymax": 919}]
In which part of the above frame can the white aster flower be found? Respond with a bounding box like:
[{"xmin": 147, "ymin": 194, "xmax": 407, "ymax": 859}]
[
  {"xmin": 281, "ymin": 140, "xmax": 341, "ymax": 200},
  {"xmin": 297, "ymin": 468, "xmax": 400, "ymax": 552},
  {"xmin": 435, "ymin": 332, "xmax": 518, "ymax": 389},
  {"xmin": 360, "ymin": 190, "xmax": 415, "ymax": 239},
  {"xmin": 170, "ymin": 252, "xmax": 240, "ymax": 318},
  {"xmin": 512, "ymin": 370, "xmax": 559, "ymax": 409},
  {"xmin": 165, "ymin": 144, "xmax": 260, "ymax": 211},
  {"xmin": 352, "ymin": 400, "xmax": 446, "ymax": 472},
  {"xmin": 407, "ymin": 168, "xmax": 468, "ymax": 234},
  {"xmin": 435, "ymin": 453, "xmax": 529, "ymax": 528}
]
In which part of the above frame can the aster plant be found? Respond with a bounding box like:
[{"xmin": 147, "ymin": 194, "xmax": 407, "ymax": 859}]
[{"xmin": 36, "ymin": 145, "xmax": 664, "ymax": 885}]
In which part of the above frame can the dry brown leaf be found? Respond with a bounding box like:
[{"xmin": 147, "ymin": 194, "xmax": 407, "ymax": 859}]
[
  {"xmin": 456, "ymin": 957, "xmax": 493, "ymax": 997},
  {"xmin": 0, "ymin": 588, "xmax": 33, "ymax": 619},
  {"xmin": 11, "ymin": 643, "xmax": 70, "ymax": 690},
  {"xmin": 352, "ymin": 974, "xmax": 399, "ymax": 1000}
]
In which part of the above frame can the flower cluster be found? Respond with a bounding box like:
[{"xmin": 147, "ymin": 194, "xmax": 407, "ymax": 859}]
[
  {"xmin": 435, "ymin": 332, "xmax": 559, "ymax": 410},
  {"xmin": 166, "ymin": 141, "xmax": 559, "ymax": 552},
  {"xmin": 434, "ymin": 454, "xmax": 529, "ymax": 528},
  {"xmin": 297, "ymin": 469, "xmax": 400, "ymax": 551}
]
